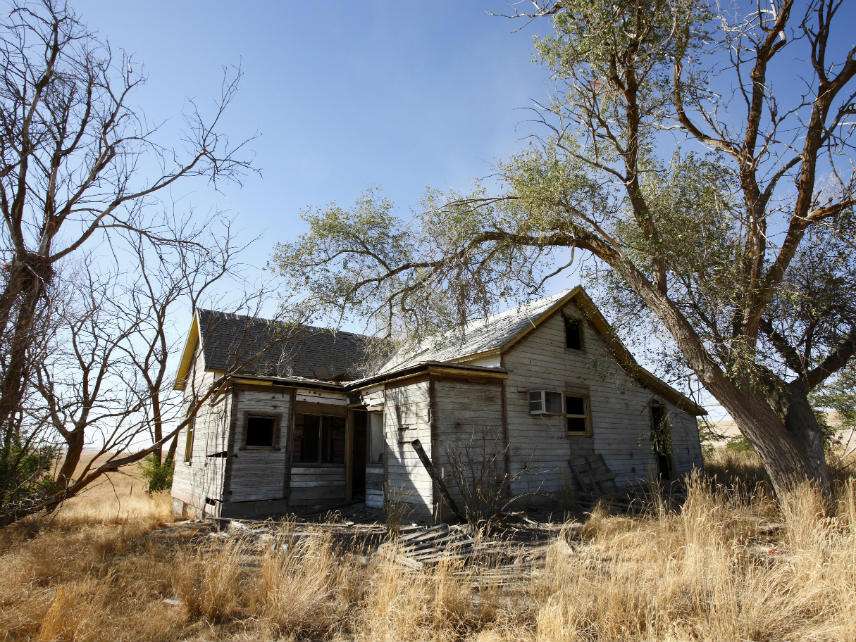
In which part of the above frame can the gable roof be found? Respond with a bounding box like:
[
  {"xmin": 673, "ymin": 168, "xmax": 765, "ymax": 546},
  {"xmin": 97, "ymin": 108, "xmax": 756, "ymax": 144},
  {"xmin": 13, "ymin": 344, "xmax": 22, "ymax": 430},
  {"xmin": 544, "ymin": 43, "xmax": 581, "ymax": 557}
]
[
  {"xmin": 374, "ymin": 287, "xmax": 705, "ymax": 415},
  {"xmin": 377, "ymin": 290, "xmax": 570, "ymax": 374},
  {"xmin": 174, "ymin": 290, "xmax": 705, "ymax": 415},
  {"xmin": 174, "ymin": 309, "xmax": 374, "ymax": 389}
]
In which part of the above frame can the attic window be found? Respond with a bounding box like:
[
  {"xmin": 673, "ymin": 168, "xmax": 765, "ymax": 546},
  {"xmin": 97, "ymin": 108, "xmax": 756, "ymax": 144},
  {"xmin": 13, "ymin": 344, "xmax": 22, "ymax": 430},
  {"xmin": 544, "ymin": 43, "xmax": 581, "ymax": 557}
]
[
  {"xmin": 564, "ymin": 315, "xmax": 584, "ymax": 350},
  {"xmin": 243, "ymin": 414, "xmax": 280, "ymax": 448}
]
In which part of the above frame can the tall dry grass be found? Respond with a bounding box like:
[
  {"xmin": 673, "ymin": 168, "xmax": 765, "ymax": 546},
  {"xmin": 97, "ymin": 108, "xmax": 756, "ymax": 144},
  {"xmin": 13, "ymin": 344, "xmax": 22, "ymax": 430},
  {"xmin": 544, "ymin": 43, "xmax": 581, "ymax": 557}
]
[{"xmin": 2, "ymin": 452, "xmax": 855, "ymax": 641}]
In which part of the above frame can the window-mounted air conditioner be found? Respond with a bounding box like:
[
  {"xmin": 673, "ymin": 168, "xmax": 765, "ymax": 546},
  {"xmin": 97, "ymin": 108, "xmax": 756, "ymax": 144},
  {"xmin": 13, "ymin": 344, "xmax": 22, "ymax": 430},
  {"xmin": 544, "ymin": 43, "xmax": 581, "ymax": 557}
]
[{"xmin": 529, "ymin": 390, "xmax": 563, "ymax": 415}]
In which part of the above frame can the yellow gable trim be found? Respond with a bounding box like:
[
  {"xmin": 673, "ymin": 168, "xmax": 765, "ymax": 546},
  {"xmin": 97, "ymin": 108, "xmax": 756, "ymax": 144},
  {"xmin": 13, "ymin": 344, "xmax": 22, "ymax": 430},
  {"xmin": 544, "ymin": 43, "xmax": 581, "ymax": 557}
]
[{"xmin": 173, "ymin": 313, "xmax": 200, "ymax": 391}]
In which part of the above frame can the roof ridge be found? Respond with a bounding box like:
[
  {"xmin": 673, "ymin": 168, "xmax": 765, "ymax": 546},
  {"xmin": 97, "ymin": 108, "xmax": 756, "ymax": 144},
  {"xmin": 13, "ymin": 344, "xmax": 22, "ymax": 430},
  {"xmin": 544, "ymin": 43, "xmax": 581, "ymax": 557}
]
[{"xmin": 196, "ymin": 308, "xmax": 375, "ymax": 341}]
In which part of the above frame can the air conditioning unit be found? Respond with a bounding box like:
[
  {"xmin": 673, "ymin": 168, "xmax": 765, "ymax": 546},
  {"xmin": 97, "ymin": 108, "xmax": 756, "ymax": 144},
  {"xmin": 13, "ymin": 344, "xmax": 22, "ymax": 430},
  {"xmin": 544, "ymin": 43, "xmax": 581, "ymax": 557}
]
[{"xmin": 529, "ymin": 390, "xmax": 563, "ymax": 415}]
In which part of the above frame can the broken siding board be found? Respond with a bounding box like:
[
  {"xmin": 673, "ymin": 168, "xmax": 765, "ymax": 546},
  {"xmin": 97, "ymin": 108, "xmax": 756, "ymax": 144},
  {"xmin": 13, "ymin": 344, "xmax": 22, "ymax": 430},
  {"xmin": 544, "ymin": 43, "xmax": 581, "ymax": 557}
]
[{"xmin": 503, "ymin": 301, "xmax": 702, "ymax": 500}]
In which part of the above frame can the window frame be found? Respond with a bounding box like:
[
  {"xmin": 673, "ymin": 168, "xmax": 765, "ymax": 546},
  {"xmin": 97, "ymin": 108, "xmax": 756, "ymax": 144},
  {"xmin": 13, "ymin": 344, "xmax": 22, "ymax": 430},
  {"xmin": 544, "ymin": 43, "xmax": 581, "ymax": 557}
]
[
  {"xmin": 564, "ymin": 390, "xmax": 593, "ymax": 437},
  {"xmin": 240, "ymin": 412, "xmax": 282, "ymax": 450},
  {"xmin": 562, "ymin": 314, "xmax": 585, "ymax": 351},
  {"xmin": 293, "ymin": 413, "xmax": 346, "ymax": 465},
  {"xmin": 183, "ymin": 412, "xmax": 196, "ymax": 464}
]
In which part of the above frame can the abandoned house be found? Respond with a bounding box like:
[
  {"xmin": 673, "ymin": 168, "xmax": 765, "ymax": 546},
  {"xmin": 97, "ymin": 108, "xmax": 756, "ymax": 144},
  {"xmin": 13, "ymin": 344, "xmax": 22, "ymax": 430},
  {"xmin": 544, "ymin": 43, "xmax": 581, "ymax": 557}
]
[{"xmin": 170, "ymin": 287, "xmax": 705, "ymax": 520}]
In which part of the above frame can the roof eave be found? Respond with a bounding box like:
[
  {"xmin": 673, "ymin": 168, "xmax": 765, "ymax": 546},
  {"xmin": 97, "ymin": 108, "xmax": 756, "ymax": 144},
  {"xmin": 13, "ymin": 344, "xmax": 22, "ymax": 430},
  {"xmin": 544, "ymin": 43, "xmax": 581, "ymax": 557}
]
[
  {"xmin": 173, "ymin": 311, "xmax": 202, "ymax": 391},
  {"xmin": 347, "ymin": 361, "xmax": 508, "ymax": 391}
]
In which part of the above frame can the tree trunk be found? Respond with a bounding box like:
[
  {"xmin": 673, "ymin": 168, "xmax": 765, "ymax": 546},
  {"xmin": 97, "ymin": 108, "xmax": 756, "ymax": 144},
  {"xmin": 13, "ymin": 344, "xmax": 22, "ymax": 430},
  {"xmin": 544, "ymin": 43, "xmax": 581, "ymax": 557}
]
[
  {"xmin": 56, "ymin": 429, "xmax": 85, "ymax": 490},
  {"xmin": 164, "ymin": 434, "xmax": 178, "ymax": 466},
  {"xmin": 0, "ymin": 255, "xmax": 52, "ymax": 433},
  {"xmin": 717, "ymin": 385, "xmax": 831, "ymax": 504}
]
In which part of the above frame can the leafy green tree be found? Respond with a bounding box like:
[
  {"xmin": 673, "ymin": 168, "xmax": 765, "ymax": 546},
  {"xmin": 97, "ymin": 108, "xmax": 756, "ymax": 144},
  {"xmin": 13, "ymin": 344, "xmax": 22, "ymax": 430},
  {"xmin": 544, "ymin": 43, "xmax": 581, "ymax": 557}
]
[
  {"xmin": 275, "ymin": 0, "xmax": 855, "ymax": 504},
  {"xmin": 812, "ymin": 360, "xmax": 856, "ymax": 444}
]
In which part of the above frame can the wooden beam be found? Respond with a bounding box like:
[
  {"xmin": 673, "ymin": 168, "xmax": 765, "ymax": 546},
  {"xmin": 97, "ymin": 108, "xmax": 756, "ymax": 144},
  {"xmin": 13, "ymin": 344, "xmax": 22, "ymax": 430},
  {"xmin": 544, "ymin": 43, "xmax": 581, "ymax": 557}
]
[{"xmin": 411, "ymin": 438, "xmax": 465, "ymax": 523}]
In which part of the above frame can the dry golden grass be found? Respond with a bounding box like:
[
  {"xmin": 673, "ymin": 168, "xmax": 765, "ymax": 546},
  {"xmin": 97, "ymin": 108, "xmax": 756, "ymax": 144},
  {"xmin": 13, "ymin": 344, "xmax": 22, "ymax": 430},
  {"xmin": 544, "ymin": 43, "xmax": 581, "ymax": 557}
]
[{"xmin": 1, "ymin": 451, "xmax": 855, "ymax": 641}]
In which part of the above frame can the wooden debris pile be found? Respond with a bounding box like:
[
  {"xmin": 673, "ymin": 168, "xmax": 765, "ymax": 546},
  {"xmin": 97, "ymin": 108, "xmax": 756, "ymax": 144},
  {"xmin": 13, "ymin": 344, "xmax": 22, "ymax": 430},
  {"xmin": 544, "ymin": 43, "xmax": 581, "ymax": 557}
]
[{"xmin": 390, "ymin": 524, "xmax": 475, "ymax": 569}]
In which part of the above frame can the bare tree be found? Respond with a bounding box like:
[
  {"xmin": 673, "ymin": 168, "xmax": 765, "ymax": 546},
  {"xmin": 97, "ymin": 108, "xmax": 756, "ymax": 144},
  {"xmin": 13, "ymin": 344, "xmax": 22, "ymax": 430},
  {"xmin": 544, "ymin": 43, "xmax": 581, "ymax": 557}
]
[
  {"xmin": 275, "ymin": 0, "xmax": 855, "ymax": 505},
  {"xmin": 0, "ymin": 0, "xmax": 255, "ymax": 523}
]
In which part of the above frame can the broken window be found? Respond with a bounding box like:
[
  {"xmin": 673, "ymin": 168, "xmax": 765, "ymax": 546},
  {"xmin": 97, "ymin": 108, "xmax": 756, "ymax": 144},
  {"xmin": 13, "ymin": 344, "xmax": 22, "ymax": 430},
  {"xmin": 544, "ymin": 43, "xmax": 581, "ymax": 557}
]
[
  {"xmin": 244, "ymin": 414, "xmax": 278, "ymax": 448},
  {"xmin": 563, "ymin": 315, "xmax": 584, "ymax": 350},
  {"xmin": 294, "ymin": 414, "xmax": 345, "ymax": 464},
  {"xmin": 565, "ymin": 394, "xmax": 591, "ymax": 435}
]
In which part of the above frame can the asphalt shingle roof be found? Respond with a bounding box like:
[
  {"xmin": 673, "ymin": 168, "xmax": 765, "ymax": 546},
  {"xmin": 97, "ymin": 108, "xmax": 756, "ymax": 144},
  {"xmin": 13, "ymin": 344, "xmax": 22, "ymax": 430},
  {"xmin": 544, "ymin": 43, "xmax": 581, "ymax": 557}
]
[
  {"xmin": 377, "ymin": 290, "xmax": 570, "ymax": 374},
  {"xmin": 197, "ymin": 309, "xmax": 374, "ymax": 382}
]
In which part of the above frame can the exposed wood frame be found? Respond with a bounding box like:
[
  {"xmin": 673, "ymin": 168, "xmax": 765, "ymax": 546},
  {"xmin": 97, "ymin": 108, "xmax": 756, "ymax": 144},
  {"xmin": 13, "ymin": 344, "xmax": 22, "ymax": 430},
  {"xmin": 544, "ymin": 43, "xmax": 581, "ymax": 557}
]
[{"xmin": 561, "ymin": 311, "xmax": 586, "ymax": 351}]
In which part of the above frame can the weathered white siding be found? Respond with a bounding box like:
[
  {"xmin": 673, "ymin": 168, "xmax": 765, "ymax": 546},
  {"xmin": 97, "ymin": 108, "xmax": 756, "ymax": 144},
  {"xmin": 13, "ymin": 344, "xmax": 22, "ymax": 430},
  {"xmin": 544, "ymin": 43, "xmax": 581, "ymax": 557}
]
[
  {"xmin": 227, "ymin": 387, "xmax": 291, "ymax": 502},
  {"xmin": 433, "ymin": 379, "xmax": 505, "ymax": 518},
  {"xmin": 172, "ymin": 349, "xmax": 230, "ymax": 516},
  {"xmin": 383, "ymin": 380, "xmax": 433, "ymax": 518},
  {"xmin": 503, "ymin": 301, "xmax": 702, "ymax": 499},
  {"xmin": 668, "ymin": 408, "xmax": 704, "ymax": 476}
]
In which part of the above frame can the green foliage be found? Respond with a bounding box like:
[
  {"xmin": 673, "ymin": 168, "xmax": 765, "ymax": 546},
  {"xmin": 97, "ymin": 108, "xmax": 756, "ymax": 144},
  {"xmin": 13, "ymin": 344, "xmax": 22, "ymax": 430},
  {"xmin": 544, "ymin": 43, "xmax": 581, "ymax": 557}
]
[
  {"xmin": 812, "ymin": 360, "xmax": 856, "ymax": 439},
  {"xmin": 0, "ymin": 440, "xmax": 59, "ymax": 519},
  {"xmin": 140, "ymin": 454, "xmax": 174, "ymax": 493}
]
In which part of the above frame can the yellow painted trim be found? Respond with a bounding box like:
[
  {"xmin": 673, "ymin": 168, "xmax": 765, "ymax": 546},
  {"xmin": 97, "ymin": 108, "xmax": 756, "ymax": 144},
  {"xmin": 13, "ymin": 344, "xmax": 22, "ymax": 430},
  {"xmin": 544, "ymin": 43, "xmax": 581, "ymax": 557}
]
[
  {"xmin": 232, "ymin": 377, "xmax": 273, "ymax": 386},
  {"xmin": 173, "ymin": 313, "xmax": 200, "ymax": 391}
]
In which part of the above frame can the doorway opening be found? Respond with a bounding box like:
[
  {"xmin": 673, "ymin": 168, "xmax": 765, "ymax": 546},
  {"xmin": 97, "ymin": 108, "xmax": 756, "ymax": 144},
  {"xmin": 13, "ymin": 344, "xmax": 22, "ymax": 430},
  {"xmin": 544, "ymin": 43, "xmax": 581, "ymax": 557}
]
[
  {"xmin": 650, "ymin": 401, "xmax": 673, "ymax": 482},
  {"xmin": 351, "ymin": 410, "xmax": 367, "ymax": 500}
]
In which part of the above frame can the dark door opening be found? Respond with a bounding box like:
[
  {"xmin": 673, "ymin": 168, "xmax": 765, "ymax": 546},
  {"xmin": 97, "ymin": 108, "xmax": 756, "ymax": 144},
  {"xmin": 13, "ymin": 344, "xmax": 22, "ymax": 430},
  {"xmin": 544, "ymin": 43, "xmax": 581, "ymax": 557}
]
[
  {"xmin": 351, "ymin": 410, "xmax": 367, "ymax": 499},
  {"xmin": 650, "ymin": 402, "xmax": 673, "ymax": 482}
]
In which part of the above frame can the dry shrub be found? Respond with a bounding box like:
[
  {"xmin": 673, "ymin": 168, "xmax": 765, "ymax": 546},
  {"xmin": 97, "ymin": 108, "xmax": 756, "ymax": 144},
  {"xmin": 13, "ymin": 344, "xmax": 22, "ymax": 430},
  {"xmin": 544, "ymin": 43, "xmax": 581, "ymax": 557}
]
[
  {"xmin": 531, "ymin": 473, "xmax": 856, "ymax": 641},
  {"xmin": 249, "ymin": 529, "xmax": 356, "ymax": 638},
  {"xmin": 356, "ymin": 547, "xmax": 500, "ymax": 641},
  {"xmin": 36, "ymin": 578, "xmax": 109, "ymax": 642},
  {"xmin": 173, "ymin": 539, "xmax": 247, "ymax": 622}
]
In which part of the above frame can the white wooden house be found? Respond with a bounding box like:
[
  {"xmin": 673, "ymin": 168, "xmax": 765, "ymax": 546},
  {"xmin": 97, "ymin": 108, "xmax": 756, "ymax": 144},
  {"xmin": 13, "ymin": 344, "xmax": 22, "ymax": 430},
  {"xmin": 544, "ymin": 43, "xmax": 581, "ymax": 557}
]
[{"xmin": 171, "ymin": 287, "xmax": 705, "ymax": 520}]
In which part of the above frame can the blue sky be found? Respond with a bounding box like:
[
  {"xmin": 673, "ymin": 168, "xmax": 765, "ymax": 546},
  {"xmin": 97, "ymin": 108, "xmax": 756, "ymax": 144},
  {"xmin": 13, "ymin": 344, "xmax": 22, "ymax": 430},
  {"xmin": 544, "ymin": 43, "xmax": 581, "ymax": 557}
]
[
  {"xmin": 72, "ymin": 1, "xmax": 551, "ymax": 278},
  {"xmin": 69, "ymin": 2, "xmax": 855, "ymax": 423}
]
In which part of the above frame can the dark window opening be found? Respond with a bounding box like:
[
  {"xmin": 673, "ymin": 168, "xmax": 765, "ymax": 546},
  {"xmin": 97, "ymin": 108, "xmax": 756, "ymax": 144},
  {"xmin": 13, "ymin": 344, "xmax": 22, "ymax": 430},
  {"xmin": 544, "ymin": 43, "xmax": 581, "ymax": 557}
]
[
  {"xmin": 565, "ymin": 394, "xmax": 590, "ymax": 434},
  {"xmin": 294, "ymin": 414, "xmax": 345, "ymax": 464},
  {"xmin": 245, "ymin": 414, "xmax": 276, "ymax": 448},
  {"xmin": 564, "ymin": 316, "xmax": 583, "ymax": 350},
  {"xmin": 184, "ymin": 410, "xmax": 196, "ymax": 463}
]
